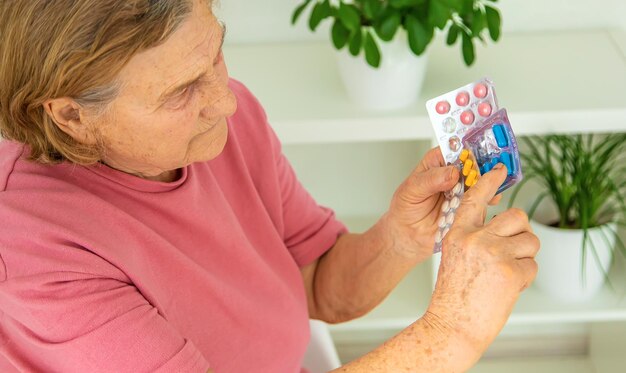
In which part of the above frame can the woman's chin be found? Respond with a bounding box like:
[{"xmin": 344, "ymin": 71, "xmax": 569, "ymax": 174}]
[{"xmin": 190, "ymin": 118, "xmax": 229, "ymax": 163}]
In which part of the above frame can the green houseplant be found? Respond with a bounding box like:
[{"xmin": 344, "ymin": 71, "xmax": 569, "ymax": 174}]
[
  {"xmin": 291, "ymin": 0, "xmax": 502, "ymax": 68},
  {"xmin": 509, "ymin": 134, "xmax": 626, "ymax": 301},
  {"xmin": 290, "ymin": 0, "xmax": 502, "ymax": 111}
]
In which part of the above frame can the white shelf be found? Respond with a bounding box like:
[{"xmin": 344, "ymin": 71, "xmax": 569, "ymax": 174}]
[
  {"xmin": 330, "ymin": 274, "xmax": 626, "ymax": 334},
  {"xmin": 225, "ymin": 29, "xmax": 626, "ymax": 145},
  {"xmin": 470, "ymin": 356, "xmax": 594, "ymax": 373}
]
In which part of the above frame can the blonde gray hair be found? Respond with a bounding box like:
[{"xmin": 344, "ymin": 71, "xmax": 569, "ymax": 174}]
[{"xmin": 0, "ymin": 0, "xmax": 195, "ymax": 164}]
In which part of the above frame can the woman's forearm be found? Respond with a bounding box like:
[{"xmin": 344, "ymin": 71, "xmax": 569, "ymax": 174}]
[
  {"xmin": 312, "ymin": 213, "xmax": 424, "ymax": 323},
  {"xmin": 332, "ymin": 313, "xmax": 481, "ymax": 372}
]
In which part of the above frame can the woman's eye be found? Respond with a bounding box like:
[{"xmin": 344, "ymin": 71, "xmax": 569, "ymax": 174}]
[
  {"xmin": 175, "ymin": 87, "xmax": 190, "ymax": 99},
  {"xmin": 172, "ymin": 86, "xmax": 192, "ymax": 104},
  {"xmin": 166, "ymin": 86, "xmax": 193, "ymax": 110}
]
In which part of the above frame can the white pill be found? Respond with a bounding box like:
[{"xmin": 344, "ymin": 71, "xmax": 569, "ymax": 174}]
[
  {"xmin": 450, "ymin": 196, "xmax": 460, "ymax": 209},
  {"xmin": 442, "ymin": 227, "xmax": 450, "ymax": 238},
  {"xmin": 438, "ymin": 216, "xmax": 447, "ymax": 228},
  {"xmin": 452, "ymin": 182, "xmax": 463, "ymax": 195},
  {"xmin": 435, "ymin": 230, "xmax": 443, "ymax": 243},
  {"xmin": 441, "ymin": 200, "xmax": 450, "ymax": 213},
  {"xmin": 445, "ymin": 212, "xmax": 455, "ymax": 225}
]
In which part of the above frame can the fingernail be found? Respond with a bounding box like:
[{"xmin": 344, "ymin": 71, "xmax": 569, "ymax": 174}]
[{"xmin": 493, "ymin": 163, "xmax": 504, "ymax": 170}]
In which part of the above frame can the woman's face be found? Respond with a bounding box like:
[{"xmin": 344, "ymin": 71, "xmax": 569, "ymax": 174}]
[{"xmin": 89, "ymin": 0, "xmax": 237, "ymax": 181}]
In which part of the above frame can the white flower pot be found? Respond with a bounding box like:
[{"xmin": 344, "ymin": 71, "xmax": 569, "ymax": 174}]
[
  {"xmin": 335, "ymin": 29, "xmax": 428, "ymax": 111},
  {"xmin": 530, "ymin": 203, "xmax": 616, "ymax": 303}
]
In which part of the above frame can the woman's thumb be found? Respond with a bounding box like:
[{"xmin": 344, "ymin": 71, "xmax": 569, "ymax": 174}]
[{"xmin": 402, "ymin": 165, "xmax": 459, "ymax": 202}]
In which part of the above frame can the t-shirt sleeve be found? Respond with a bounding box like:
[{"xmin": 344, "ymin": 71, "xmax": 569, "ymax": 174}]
[
  {"xmin": 267, "ymin": 124, "xmax": 348, "ymax": 268},
  {"xmin": 0, "ymin": 249, "xmax": 209, "ymax": 373}
]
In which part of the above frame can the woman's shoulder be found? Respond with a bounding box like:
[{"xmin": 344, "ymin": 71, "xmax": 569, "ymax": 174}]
[
  {"xmin": 0, "ymin": 144, "xmax": 137, "ymax": 282},
  {"xmin": 0, "ymin": 140, "xmax": 27, "ymax": 192},
  {"xmin": 0, "ymin": 140, "xmax": 85, "ymax": 195},
  {"xmin": 0, "ymin": 141, "xmax": 107, "ymax": 232}
]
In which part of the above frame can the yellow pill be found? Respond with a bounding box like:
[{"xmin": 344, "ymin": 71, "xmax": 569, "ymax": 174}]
[
  {"xmin": 471, "ymin": 178, "xmax": 478, "ymax": 187},
  {"xmin": 465, "ymin": 170, "xmax": 477, "ymax": 187},
  {"xmin": 462, "ymin": 159, "xmax": 473, "ymax": 176},
  {"xmin": 459, "ymin": 149, "xmax": 470, "ymax": 162}
]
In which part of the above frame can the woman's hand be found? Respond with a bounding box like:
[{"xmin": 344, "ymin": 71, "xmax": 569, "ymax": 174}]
[
  {"xmin": 332, "ymin": 162, "xmax": 540, "ymax": 373},
  {"xmin": 425, "ymin": 163, "xmax": 540, "ymax": 358},
  {"xmin": 384, "ymin": 147, "xmax": 500, "ymax": 262}
]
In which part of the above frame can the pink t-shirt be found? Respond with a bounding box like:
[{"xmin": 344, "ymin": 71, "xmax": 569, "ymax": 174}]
[{"xmin": 0, "ymin": 79, "xmax": 347, "ymax": 372}]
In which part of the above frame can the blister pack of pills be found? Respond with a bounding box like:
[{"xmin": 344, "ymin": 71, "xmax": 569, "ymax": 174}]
[
  {"xmin": 462, "ymin": 108, "xmax": 522, "ymax": 195},
  {"xmin": 432, "ymin": 150, "xmax": 484, "ymax": 253},
  {"xmin": 426, "ymin": 78, "xmax": 523, "ymax": 253},
  {"xmin": 425, "ymin": 78, "xmax": 500, "ymax": 164},
  {"xmin": 433, "ymin": 161, "xmax": 464, "ymax": 253}
]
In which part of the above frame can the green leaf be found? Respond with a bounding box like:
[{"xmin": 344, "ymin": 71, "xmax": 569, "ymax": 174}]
[
  {"xmin": 364, "ymin": 30, "xmax": 381, "ymax": 67},
  {"xmin": 460, "ymin": 0, "xmax": 473, "ymax": 15},
  {"xmin": 446, "ymin": 0, "xmax": 465, "ymax": 12},
  {"xmin": 429, "ymin": 0, "xmax": 451, "ymax": 30},
  {"xmin": 309, "ymin": 1, "xmax": 331, "ymax": 31},
  {"xmin": 446, "ymin": 24, "xmax": 459, "ymax": 45},
  {"xmin": 376, "ymin": 10, "xmax": 402, "ymax": 41},
  {"xmin": 461, "ymin": 31, "xmax": 475, "ymax": 65},
  {"xmin": 349, "ymin": 28, "xmax": 364, "ymax": 56},
  {"xmin": 363, "ymin": 0, "xmax": 383, "ymax": 20},
  {"xmin": 291, "ymin": 0, "xmax": 313, "ymax": 25},
  {"xmin": 338, "ymin": 2, "xmax": 361, "ymax": 32},
  {"xmin": 471, "ymin": 8, "xmax": 486, "ymax": 37},
  {"xmin": 485, "ymin": 5, "xmax": 501, "ymax": 41},
  {"xmin": 331, "ymin": 18, "xmax": 351, "ymax": 49},
  {"xmin": 405, "ymin": 14, "xmax": 431, "ymax": 55},
  {"xmin": 390, "ymin": 0, "xmax": 425, "ymax": 8}
]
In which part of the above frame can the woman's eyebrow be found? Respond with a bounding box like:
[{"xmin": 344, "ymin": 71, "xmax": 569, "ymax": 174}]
[{"xmin": 158, "ymin": 22, "xmax": 227, "ymax": 103}]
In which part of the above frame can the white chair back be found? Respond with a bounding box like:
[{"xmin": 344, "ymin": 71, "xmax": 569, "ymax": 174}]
[{"xmin": 302, "ymin": 320, "xmax": 341, "ymax": 373}]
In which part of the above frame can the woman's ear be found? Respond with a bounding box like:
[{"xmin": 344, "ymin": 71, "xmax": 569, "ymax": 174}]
[{"xmin": 43, "ymin": 98, "xmax": 97, "ymax": 145}]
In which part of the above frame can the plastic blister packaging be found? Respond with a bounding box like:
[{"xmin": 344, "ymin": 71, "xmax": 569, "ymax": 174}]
[
  {"xmin": 426, "ymin": 78, "xmax": 500, "ymax": 164},
  {"xmin": 462, "ymin": 108, "xmax": 523, "ymax": 195},
  {"xmin": 433, "ymin": 162, "xmax": 464, "ymax": 253},
  {"xmin": 426, "ymin": 78, "xmax": 523, "ymax": 253}
]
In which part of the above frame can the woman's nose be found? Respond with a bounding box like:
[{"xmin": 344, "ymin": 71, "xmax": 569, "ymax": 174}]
[{"xmin": 199, "ymin": 82, "xmax": 237, "ymax": 119}]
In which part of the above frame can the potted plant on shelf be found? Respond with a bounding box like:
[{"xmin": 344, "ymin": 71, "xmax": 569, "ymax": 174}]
[
  {"xmin": 291, "ymin": 0, "xmax": 502, "ymax": 111},
  {"xmin": 509, "ymin": 134, "xmax": 626, "ymax": 302}
]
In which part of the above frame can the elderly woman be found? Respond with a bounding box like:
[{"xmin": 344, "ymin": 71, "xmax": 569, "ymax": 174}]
[{"xmin": 0, "ymin": 0, "xmax": 539, "ymax": 372}]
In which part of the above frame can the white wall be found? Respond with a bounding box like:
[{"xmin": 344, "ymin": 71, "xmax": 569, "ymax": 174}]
[
  {"xmin": 215, "ymin": 0, "xmax": 626, "ymax": 45},
  {"xmin": 619, "ymin": 0, "xmax": 626, "ymax": 30},
  {"xmin": 282, "ymin": 140, "xmax": 427, "ymax": 220}
]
